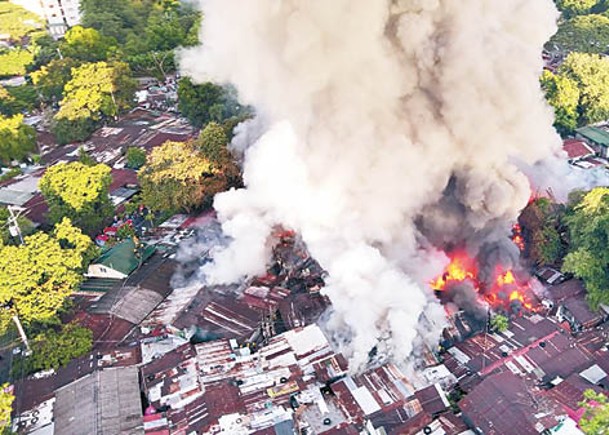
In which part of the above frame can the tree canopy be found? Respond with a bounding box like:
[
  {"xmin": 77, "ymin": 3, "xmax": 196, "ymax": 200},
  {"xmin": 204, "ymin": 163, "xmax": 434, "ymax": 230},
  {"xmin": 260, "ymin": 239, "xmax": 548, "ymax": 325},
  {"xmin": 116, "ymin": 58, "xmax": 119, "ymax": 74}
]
[
  {"xmin": 0, "ymin": 384, "xmax": 14, "ymax": 432},
  {"xmin": 27, "ymin": 323, "xmax": 93, "ymax": 372},
  {"xmin": 0, "ymin": 218, "xmax": 97, "ymax": 332},
  {"xmin": 56, "ymin": 61, "xmax": 136, "ymax": 122},
  {"xmin": 197, "ymin": 121, "xmax": 228, "ymax": 165},
  {"xmin": 139, "ymin": 139, "xmax": 241, "ymax": 213},
  {"xmin": 0, "ymin": 113, "xmax": 36, "ymax": 165},
  {"xmin": 0, "ymin": 48, "xmax": 34, "ymax": 77},
  {"xmin": 31, "ymin": 57, "xmax": 79, "ymax": 103},
  {"xmin": 60, "ymin": 26, "xmax": 117, "ymax": 63},
  {"xmin": 562, "ymin": 188, "xmax": 609, "ymax": 308},
  {"xmin": 178, "ymin": 78, "xmax": 245, "ymax": 128},
  {"xmin": 139, "ymin": 140, "xmax": 216, "ymax": 213},
  {"xmin": 0, "ymin": 85, "xmax": 35, "ymax": 117},
  {"xmin": 579, "ymin": 389, "xmax": 609, "ymax": 434},
  {"xmin": 0, "ymin": 2, "xmax": 44, "ymax": 43},
  {"xmin": 126, "ymin": 147, "xmax": 147, "ymax": 169},
  {"xmin": 490, "ymin": 314, "xmax": 509, "ymax": 332},
  {"xmin": 51, "ymin": 117, "xmax": 97, "ymax": 146},
  {"xmin": 40, "ymin": 162, "xmax": 113, "ymax": 234},
  {"xmin": 549, "ymin": 14, "xmax": 609, "ymax": 54},
  {"xmin": 80, "ymin": 0, "xmax": 155, "ymax": 44},
  {"xmin": 542, "ymin": 53, "xmax": 609, "ymax": 131}
]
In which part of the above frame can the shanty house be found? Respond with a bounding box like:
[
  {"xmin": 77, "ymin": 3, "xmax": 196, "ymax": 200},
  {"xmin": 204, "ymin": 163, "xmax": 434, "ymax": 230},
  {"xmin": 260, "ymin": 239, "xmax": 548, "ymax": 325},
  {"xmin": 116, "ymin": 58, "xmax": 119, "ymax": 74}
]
[
  {"xmin": 563, "ymin": 139, "xmax": 596, "ymax": 163},
  {"xmin": 87, "ymin": 238, "xmax": 155, "ymax": 279},
  {"xmin": 459, "ymin": 372, "xmax": 567, "ymax": 435},
  {"xmin": 548, "ymin": 280, "xmax": 609, "ymax": 331},
  {"xmin": 575, "ymin": 126, "xmax": 609, "ymax": 158}
]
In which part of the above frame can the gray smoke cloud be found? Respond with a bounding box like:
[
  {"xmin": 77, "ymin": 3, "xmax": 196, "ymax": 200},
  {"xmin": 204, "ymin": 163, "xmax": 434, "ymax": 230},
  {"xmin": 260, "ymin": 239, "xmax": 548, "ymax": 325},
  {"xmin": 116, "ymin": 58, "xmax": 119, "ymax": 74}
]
[{"xmin": 180, "ymin": 0, "xmax": 562, "ymax": 369}]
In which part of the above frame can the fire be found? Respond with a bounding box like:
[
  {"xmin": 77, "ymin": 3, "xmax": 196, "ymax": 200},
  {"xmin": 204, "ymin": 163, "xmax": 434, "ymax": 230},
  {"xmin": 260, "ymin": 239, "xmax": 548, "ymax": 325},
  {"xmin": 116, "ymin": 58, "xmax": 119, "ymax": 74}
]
[
  {"xmin": 431, "ymin": 252, "xmax": 477, "ymax": 290},
  {"xmin": 512, "ymin": 223, "xmax": 525, "ymax": 251},
  {"xmin": 431, "ymin": 251, "xmax": 537, "ymax": 312},
  {"xmin": 508, "ymin": 290, "xmax": 533, "ymax": 310},
  {"xmin": 496, "ymin": 270, "xmax": 515, "ymax": 286}
]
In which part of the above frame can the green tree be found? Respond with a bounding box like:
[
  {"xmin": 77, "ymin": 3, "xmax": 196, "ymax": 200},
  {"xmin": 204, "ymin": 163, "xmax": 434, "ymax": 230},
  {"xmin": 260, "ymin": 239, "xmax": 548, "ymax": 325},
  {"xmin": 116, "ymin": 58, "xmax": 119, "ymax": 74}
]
[
  {"xmin": 0, "ymin": 85, "xmax": 16, "ymax": 116},
  {"xmin": 0, "ymin": 84, "xmax": 36, "ymax": 116},
  {"xmin": 0, "ymin": 114, "xmax": 36, "ymax": 165},
  {"xmin": 51, "ymin": 117, "xmax": 96, "ymax": 145},
  {"xmin": 139, "ymin": 140, "xmax": 218, "ymax": 213},
  {"xmin": 0, "ymin": 2, "xmax": 43, "ymax": 43},
  {"xmin": 555, "ymin": 0, "xmax": 600, "ymax": 17},
  {"xmin": 60, "ymin": 25, "xmax": 116, "ymax": 62},
  {"xmin": 126, "ymin": 50, "xmax": 176, "ymax": 79},
  {"xmin": 578, "ymin": 389, "xmax": 609, "ymax": 434},
  {"xmin": 562, "ymin": 188, "xmax": 609, "ymax": 308},
  {"xmin": 532, "ymin": 226, "xmax": 565, "ymax": 265},
  {"xmin": 177, "ymin": 78, "xmax": 244, "ymax": 128},
  {"xmin": 78, "ymin": 147, "xmax": 96, "ymax": 166},
  {"xmin": 5, "ymin": 83, "xmax": 39, "ymax": 113},
  {"xmin": 197, "ymin": 121, "xmax": 228, "ymax": 165},
  {"xmin": 144, "ymin": 9, "xmax": 186, "ymax": 52},
  {"xmin": 541, "ymin": 70, "xmax": 580, "ymax": 134},
  {"xmin": 0, "ymin": 218, "xmax": 96, "ymax": 331},
  {"xmin": 490, "ymin": 314, "xmax": 509, "ymax": 333},
  {"xmin": 39, "ymin": 162, "xmax": 113, "ymax": 234},
  {"xmin": 0, "ymin": 48, "xmax": 34, "ymax": 77},
  {"xmin": 0, "ymin": 384, "xmax": 14, "ymax": 432},
  {"xmin": 80, "ymin": 0, "xmax": 152, "ymax": 44},
  {"xmin": 56, "ymin": 61, "xmax": 136, "ymax": 122},
  {"xmin": 546, "ymin": 53, "xmax": 609, "ymax": 128},
  {"xmin": 31, "ymin": 57, "xmax": 79, "ymax": 103},
  {"xmin": 549, "ymin": 15, "xmax": 609, "ymax": 54},
  {"xmin": 27, "ymin": 323, "xmax": 93, "ymax": 372},
  {"xmin": 126, "ymin": 147, "xmax": 146, "ymax": 169},
  {"xmin": 28, "ymin": 33, "xmax": 61, "ymax": 71}
]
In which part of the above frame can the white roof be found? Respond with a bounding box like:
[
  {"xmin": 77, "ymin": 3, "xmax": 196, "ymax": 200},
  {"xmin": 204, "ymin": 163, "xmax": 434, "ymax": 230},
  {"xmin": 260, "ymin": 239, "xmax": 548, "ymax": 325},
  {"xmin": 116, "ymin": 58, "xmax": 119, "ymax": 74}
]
[
  {"xmin": 283, "ymin": 324, "xmax": 330, "ymax": 356},
  {"xmin": 580, "ymin": 364, "xmax": 608, "ymax": 385}
]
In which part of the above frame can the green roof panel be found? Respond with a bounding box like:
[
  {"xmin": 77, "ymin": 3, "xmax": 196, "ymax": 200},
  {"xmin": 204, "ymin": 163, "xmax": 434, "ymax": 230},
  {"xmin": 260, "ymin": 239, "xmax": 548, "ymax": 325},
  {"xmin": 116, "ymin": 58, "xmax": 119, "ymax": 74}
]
[
  {"xmin": 576, "ymin": 126, "xmax": 609, "ymax": 147},
  {"xmin": 95, "ymin": 238, "xmax": 156, "ymax": 276}
]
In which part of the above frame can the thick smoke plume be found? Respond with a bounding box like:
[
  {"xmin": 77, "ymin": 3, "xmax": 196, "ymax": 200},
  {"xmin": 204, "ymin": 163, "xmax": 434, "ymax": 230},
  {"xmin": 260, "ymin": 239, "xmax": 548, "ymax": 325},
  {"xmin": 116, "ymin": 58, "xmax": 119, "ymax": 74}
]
[{"xmin": 180, "ymin": 0, "xmax": 563, "ymax": 369}]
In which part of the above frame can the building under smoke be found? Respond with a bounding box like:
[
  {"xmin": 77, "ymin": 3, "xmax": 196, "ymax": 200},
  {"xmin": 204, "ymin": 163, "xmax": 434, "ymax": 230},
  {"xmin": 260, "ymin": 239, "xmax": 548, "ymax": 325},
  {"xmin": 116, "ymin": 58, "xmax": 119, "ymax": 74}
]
[{"xmin": 179, "ymin": 0, "xmax": 572, "ymax": 369}]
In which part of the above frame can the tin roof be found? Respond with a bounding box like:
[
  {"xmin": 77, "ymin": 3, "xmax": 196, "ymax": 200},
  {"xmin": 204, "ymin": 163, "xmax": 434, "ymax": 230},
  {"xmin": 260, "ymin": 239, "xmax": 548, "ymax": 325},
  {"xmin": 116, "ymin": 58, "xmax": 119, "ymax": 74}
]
[
  {"xmin": 54, "ymin": 367, "xmax": 143, "ymax": 435},
  {"xmin": 459, "ymin": 372, "xmax": 564, "ymax": 435}
]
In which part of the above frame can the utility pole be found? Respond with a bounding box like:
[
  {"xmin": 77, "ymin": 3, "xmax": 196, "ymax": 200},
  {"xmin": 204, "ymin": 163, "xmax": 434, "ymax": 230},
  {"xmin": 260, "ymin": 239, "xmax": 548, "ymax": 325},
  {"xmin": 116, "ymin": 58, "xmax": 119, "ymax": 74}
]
[
  {"xmin": 5, "ymin": 207, "xmax": 31, "ymax": 354},
  {"xmin": 11, "ymin": 315, "xmax": 31, "ymax": 356},
  {"xmin": 7, "ymin": 205, "xmax": 24, "ymax": 245}
]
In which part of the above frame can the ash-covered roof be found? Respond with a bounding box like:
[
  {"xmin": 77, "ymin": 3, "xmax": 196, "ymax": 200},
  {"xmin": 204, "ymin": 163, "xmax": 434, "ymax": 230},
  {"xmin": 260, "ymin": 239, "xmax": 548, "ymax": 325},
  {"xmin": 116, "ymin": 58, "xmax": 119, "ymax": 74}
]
[
  {"xmin": 54, "ymin": 367, "xmax": 143, "ymax": 435},
  {"xmin": 459, "ymin": 372, "xmax": 564, "ymax": 435},
  {"xmin": 546, "ymin": 372, "xmax": 607, "ymax": 411},
  {"xmin": 414, "ymin": 384, "xmax": 450, "ymax": 416},
  {"xmin": 563, "ymin": 295, "xmax": 604, "ymax": 327},
  {"xmin": 546, "ymin": 279, "xmax": 586, "ymax": 304}
]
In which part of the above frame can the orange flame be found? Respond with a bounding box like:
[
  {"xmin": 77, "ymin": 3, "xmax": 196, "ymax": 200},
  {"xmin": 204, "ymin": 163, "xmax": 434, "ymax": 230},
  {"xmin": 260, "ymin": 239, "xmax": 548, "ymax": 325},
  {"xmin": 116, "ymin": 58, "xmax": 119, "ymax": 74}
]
[
  {"xmin": 512, "ymin": 224, "xmax": 525, "ymax": 251},
  {"xmin": 496, "ymin": 270, "xmax": 516, "ymax": 287},
  {"xmin": 432, "ymin": 251, "xmax": 537, "ymax": 312},
  {"xmin": 431, "ymin": 252, "xmax": 477, "ymax": 290}
]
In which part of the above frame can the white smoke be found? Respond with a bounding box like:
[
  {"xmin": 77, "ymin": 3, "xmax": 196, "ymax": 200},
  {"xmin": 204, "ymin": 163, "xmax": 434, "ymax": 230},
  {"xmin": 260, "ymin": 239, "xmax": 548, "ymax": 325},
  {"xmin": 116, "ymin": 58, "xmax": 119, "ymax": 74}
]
[{"xmin": 180, "ymin": 0, "xmax": 562, "ymax": 369}]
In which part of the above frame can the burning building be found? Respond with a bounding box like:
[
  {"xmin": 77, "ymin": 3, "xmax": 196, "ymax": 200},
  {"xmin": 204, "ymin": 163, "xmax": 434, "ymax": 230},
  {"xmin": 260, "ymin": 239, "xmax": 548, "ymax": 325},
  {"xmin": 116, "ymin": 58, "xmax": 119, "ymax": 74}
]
[{"xmin": 178, "ymin": 0, "xmax": 579, "ymax": 368}]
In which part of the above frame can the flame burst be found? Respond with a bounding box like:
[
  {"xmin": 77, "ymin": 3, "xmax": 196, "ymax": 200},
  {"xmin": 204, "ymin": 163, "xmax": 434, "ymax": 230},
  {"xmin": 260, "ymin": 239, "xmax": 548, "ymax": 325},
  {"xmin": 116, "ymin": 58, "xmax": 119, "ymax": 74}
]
[
  {"xmin": 512, "ymin": 223, "xmax": 525, "ymax": 251},
  {"xmin": 431, "ymin": 252, "xmax": 535, "ymax": 312},
  {"xmin": 430, "ymin": 252, "xmax": 477, "ymax": 290}
]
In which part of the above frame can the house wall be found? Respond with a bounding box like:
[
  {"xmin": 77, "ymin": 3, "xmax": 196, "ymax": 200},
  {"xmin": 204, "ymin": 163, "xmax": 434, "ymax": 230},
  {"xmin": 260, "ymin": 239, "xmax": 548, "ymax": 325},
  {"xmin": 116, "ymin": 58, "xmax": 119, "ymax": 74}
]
[{"xmin": 86, "ymin": 264, "xmax": 127, "ymax": 280}]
